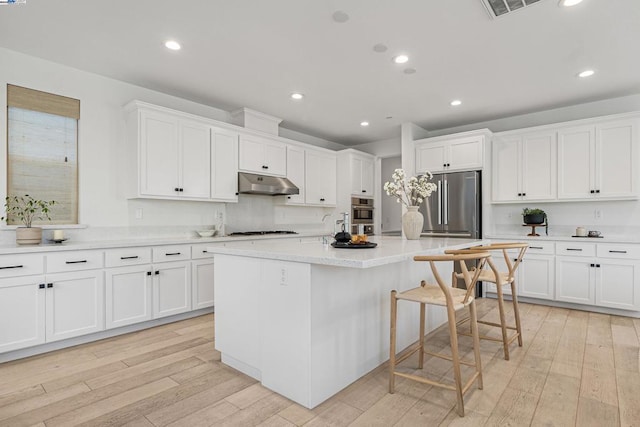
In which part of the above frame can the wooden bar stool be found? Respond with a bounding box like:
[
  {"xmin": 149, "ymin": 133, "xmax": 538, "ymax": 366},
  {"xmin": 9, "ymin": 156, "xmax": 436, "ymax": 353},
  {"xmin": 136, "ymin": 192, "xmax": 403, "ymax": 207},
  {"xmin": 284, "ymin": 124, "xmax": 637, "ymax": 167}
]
[
  {"xmin": 447, "ymin": 243, "xmax": 528, "ymax": 360},
  {"xmin": 389, "ymin": 251, "xmax": 492, "ymax": 417}
]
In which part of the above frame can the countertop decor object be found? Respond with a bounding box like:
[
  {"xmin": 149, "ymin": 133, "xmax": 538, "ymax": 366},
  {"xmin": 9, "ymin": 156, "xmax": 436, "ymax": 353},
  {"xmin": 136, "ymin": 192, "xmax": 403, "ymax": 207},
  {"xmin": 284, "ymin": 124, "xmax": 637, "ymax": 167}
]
[
  {"xmin": 1, "ymin": 194, "xmax": 57, "ymax": 245},
  {"xmin": 331, "ymin": 241, "xmax": 377, "ymax": 249},
  {"xmin": 383, "ymin": 168, "xmax": 437, "ymax": 240},
  {"xmin": 47, "ymin": 238, "xmax": 68, "ymax": 243},
  {"xmin": 196, "ymin": 230, "xmax": 216, "ymax": 237},
  {"xmin": 522, "ymin": 207, "xmax": 546, "ymax": 225}
]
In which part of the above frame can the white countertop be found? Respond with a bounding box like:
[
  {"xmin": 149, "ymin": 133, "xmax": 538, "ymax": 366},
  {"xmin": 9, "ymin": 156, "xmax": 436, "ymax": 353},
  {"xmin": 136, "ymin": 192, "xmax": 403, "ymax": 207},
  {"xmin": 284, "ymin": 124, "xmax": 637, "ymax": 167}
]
[
  {"xmin": 485, "ymin": 233, "xmax": 640, "ymax": 244},
  {"xmin": 205, "ymin": 236, "xmax": 489, "ymax": 268},
  {"xmin": 0, "ymin": 232, "xmax": 326, "ymax": 255}
]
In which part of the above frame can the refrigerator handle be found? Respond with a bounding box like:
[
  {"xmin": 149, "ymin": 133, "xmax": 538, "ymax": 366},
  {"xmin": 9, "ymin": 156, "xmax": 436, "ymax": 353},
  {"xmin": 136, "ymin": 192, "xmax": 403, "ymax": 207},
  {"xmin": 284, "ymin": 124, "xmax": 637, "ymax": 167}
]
[
  {"xmin": 437, "ymin": 180, "xmax": 442, "ymax": 225},
  {"xmin": 443, "ymin": 179, "xmax": 449, "ymax": 225}
]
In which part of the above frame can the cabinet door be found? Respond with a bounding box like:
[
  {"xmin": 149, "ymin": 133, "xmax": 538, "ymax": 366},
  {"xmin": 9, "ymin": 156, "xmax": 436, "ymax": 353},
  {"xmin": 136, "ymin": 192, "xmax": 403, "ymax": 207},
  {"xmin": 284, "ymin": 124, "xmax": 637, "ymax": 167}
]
[
  {"xmin": 521, "ymin": 132, "xmax": 556, "ymax": 201},
  {"xmin": 46, "ymin": 271, "xmax": 105, "ymax": 342},
  {"xmin": 285, "ymin": 146, "xmax": 306, "ymax": 205},
  {"xmin": 519, "ymin": 255, "xmax": 555, "ymax": 300},
  {"xmin": 558, "ymin": 126, "xmax": 595, "ymax": 199},
  {"xmin": 140, "ymin": 110, "xmax": 180, "ymax": 197},
  {"xmin": 555, "ymin": 257, "xmax": 595, "ymax": 305},
  {"xmin": 596, "ymin": 260, "xmax": 640, "ymax": 311},
  {"xmin": 211, "ymin": 127, "xmax": 239, "ymax": 201},
  {"xmin": 105, "ymin": 265, "xmax": 153, "ymax": 329},
  {"xmin": 153, "ymin": 261, "xmax": 191, "ymax": 319},
  {"xmin": 0, "ymin": 276, "xmax": 46, "ymax": 353},
  {"xmin": 448, "ymin": 137, "xmax": 483, "ymax": 171},
  {"xmin": 264, "ymin": 141, "xmax": 287, "ymax": 176},
  {"xmin": 360, "ymin": 157, "xmax": 375, "ymax": 196},
  {"xmin": 350, "ymin": 157, "xmax": 363, "ymax": 195},
  {"xmin": 415, "ymin": 142, "xmax": 446, "ymax": 174},
  {"xmin": 192, "ymin": 259, "xmax": 215, "ymax": 310},
  {"xmin": 305, "ymin": 151, "xmax": 337, "ymax": 206},
  {"xmin": 239, "ymin": 135, "xmax": 266, "ymax": 173},
  {"xmin": 492, "ymin": 137, "xmax": 521, "ymax": 202},
  {"xmin": 595, "ymin": 120, "xmax": 637, "ymax": 199},
  {"xmin": 179, "ymin": 120, "xmax": 211, "ymax": 199}
]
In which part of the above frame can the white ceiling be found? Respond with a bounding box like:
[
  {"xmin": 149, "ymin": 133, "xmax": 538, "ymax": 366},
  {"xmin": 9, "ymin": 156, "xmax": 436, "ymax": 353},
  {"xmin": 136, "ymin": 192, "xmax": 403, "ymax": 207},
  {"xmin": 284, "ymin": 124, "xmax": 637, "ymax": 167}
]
[{"xmin": 1, "ymin": 0, "xmax": 639, "ymax": 146}]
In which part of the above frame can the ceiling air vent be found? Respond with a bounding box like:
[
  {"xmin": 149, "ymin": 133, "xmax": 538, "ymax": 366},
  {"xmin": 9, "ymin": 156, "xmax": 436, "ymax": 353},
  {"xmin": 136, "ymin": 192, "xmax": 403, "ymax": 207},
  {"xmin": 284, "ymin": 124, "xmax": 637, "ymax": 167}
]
[{"xmin": 480, "ymin": 0, "xmax": 542, "ymax": 18}]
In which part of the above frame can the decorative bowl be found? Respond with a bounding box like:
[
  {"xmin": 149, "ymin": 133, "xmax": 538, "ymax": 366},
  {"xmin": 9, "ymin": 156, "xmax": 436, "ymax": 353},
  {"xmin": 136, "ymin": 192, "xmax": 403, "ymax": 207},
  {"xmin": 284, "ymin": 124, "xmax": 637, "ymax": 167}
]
[{"xmin": 197, "ymin": 230, "xmax": 216, "ymax": 238}]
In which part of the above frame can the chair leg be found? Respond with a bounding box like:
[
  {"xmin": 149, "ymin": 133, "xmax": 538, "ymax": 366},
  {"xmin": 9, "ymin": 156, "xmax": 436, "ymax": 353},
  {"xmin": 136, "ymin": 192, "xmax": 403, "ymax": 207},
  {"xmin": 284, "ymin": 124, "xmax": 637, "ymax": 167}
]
[
  {"xmin": 389, "ymin": 290, "xmax": 397, "ymax": 393},
  {"xmin": 511, "ymin": 281, "xmax": 523, "ymax": 347},
  {"xmin": 446, "ymin": 304, "xmax": 465, "ymax": 417},
  {"xmin": 495, "ymin": 285, "xmax": 510, "ymax": 360},
  {"xmin": 418, "ymin": 303, "xmax": 425, "ymax": 369},
  {"xmin": 469, "ymin": 300, "xmax": 483, "ymax": 390}
]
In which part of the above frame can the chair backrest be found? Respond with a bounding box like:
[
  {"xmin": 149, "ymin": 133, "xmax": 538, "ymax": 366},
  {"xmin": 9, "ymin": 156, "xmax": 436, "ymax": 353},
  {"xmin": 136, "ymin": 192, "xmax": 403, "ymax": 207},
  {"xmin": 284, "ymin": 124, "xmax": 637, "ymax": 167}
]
[
  {"xmin": 413, "ymin": 252, "xmax": 491, "ymax": 306},
  {"xmin": 445, "ymin": 242, "xmax": 528, "ymax": 285}
]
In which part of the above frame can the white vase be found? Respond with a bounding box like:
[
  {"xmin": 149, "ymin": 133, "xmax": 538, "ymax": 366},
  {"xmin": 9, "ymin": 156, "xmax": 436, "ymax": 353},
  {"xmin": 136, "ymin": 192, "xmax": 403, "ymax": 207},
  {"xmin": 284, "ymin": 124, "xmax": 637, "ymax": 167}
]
[
  {"xmin": 402, "ymin": 206, "xmax": 423, "ymax": 240},
  {"xmin": 16, "ymin": 227, "xmax": 42, "ymax": 245}
]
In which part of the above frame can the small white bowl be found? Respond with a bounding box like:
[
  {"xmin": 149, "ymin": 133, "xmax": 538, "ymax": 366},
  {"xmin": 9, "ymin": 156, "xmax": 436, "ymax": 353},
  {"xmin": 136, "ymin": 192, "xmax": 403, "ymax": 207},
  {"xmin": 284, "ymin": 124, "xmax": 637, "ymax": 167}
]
[{"xmin": 197, "ymin": 230, "xmax": 216, "ymax": 238}]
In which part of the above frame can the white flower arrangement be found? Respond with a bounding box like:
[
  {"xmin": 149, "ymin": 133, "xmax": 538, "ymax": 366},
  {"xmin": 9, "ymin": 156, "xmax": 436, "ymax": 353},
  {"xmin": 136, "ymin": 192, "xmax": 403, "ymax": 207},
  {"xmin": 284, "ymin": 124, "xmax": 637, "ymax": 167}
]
[{"xmin": 383, "ymin": 169, "xmax": 437, "ymax": 207}]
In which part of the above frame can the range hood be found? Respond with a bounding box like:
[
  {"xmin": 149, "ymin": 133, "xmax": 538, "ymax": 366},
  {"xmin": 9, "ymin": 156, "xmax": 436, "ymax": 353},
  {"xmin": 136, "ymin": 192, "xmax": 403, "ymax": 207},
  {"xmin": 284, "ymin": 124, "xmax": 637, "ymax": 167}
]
[{"xmin": 238, "ymin": 172, "xmax": 300, "ymax": 196}]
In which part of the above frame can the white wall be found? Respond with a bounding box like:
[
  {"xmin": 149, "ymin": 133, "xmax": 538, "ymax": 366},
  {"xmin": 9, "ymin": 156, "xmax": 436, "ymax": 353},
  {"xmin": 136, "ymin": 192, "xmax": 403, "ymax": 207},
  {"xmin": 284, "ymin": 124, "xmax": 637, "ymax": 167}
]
[
  {"xmin": 0, "ymin": 47, "xmax": 338, "ymax": 238},
  {"xmin": 380, "ymin": 156, "xmax": 402, "ymax": 233}
]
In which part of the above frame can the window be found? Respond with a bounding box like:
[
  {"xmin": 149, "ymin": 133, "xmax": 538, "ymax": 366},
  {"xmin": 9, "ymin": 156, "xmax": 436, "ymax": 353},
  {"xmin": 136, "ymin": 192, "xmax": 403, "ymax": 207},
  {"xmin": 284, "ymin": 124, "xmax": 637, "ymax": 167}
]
[{"xmin": 6, "ymin": 84, "xmax": 79, "ymax": 225}]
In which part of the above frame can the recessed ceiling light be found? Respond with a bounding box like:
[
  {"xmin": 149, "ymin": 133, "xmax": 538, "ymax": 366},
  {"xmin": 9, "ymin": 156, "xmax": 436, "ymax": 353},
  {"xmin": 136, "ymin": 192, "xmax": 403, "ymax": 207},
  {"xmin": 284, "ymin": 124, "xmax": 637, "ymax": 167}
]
[
  {"xmin": 393, "ymin": 55, "xmax": 409, "ymax": 64},
  {"xmin": 560, "ymin": 0, "xmax": 583, "ymax": 6},
  {"xmin": 164, "ymin": 40, "xmax": 181, "ymax": 50},
  {"xmin": 360, "ymin": 121, "xmax": 370, "ymax": 127},
  {"xmin": 332, "ymin": 10, "xmax": 349, "ymax": 23},
  {"xmin": 578, "ymin": 69, "xmax": 595, "ymax": 78},
  {"xmin": 290, "ymin": 93, "xmax": 304, "ymax": 100},
  {"xmin": 450, "ymin": 100, "xmax": 462, "ymax": 106}
]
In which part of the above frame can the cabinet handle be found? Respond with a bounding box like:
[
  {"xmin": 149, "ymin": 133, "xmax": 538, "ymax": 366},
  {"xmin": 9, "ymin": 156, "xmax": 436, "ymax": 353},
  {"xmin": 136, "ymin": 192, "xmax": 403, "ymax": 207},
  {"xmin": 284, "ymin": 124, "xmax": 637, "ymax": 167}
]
[
  {"xmin": 517, "ymin": 193, "xmax": 521, "ymax": 197},
  {"xmin": 179, "ymin": 188, "xmax": 184, "ymax": 192},
  {"xmin": 287, "ymin": 196, "xmax": 291, "ymax": 199},
  {"xmin": 155, "ymin": 270, "xmax": 160, "ymax": 275},
  {"xmin": 590, "ymin": 190, "xmax": 595, "ymax": 194},
  {"xmin": 202, "ymin": 250, "xmax": 208, "ymax": 253},
  {"xmin": 47, "ymin": 283, "xmax": 53, "ymax": 288},
  {"xmin": 175, "ymin": 187, "xmax": 180, "ymax": 192},
  {"xmin": 262, "ymin": 165, "xmax": 269, "ymax": 169},
  {"xmin": 120, "ymin": 256, "xmax": 139, "ymax": 260},
  {"xmin": 522, "ymin": 193, "xmax": 526, "ymax": 196},
  {"xmin": 0, "ymin": 264, "xmax": 23, "ymax": 270},
  {"xmin": 590, "ymin": 263, "xmax": 595, "ymax": 267},
  {"xmin": 147, "ymin": 271, "xmax": 152, "ymax": 276},
  {"xmin": 65, "ymin": 260, "xmax": 87, "ymax": 264},
  {"xmin": 443, "ymin": 163, "xmax": 447, "ymax": 168},
  {"xmin": 596, "ymin": 264, "xmax": 601, "ymax": 268},
  {"xmin": 566, "ymin": 248, "xmax": 582, "ymax": 251},
  {"xmin": 39, "ymin": 284, "xmax": 45, "ymax": 289},
  {"xmin": 362, "ymin": 190, "xmax": 366, "ymax": 193},
  {"xmin": 530, "ymin": 246, "xmax": 543, "ymax": 249},
  {"xmin": 320, "ymin": 198, "xmax": 325, "ymax": 202},
  {"xmin": 165, "ymin": 252, "xmax": 181, "ymax": 256},
  {"xmin": 609, "ymin": 250, "xmax": 627, "ymax": 254}
]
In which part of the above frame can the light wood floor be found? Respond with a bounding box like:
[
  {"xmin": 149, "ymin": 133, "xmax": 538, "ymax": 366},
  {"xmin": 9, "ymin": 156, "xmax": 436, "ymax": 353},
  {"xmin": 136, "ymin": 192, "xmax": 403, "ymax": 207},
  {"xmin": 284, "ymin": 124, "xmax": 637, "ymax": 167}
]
[{"xmin": 1, "ymin": 298, "xmax": 639, "ymax": 426}]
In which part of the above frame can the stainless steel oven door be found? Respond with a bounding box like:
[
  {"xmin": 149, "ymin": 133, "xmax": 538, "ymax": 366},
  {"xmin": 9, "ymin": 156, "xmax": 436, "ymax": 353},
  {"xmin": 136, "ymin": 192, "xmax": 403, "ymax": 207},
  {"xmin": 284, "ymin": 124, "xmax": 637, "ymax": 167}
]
[{"xmin": 352, "ymin": 206, "xmax": 374, "ymax": 222}]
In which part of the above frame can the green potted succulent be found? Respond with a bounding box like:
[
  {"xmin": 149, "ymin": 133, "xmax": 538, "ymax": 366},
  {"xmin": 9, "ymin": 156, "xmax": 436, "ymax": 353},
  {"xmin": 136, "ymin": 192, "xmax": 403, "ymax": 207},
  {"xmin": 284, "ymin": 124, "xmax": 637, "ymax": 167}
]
[
  {"xmin": 522, "ymin": 207, "xmax": 546, "ymax": 225},
  {"xmin": 2, "ymin": 194, "xmax": 56, "ymax": 245}
]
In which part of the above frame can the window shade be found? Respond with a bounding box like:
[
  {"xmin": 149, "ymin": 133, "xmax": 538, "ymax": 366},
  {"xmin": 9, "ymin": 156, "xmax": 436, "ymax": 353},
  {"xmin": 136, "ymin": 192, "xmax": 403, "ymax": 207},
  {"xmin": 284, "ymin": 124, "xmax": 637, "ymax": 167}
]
[{"xmin": 7, "ymin": 84, "xmax": 80, "ymax": 119}]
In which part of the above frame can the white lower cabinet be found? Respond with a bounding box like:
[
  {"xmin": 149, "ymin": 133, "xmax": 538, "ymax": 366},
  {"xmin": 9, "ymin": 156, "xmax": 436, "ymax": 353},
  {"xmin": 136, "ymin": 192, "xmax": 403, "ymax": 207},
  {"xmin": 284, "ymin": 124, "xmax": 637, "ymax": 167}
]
[
  {"xmin": 192, "ymin": 259, "xmax": 215, "ymax": 310},
  {"xmin": 0, "ymin": 275, "xmax": 46, "ymax": 353},
  {"xmin": 45, "ymin": 270, "xmax": 105, "ymax": 343},
  {"xmin": 596, "ymin": 260, "xmax": 640, "ymax": 311},
  {"xmin": 105, "ymin": 265, "xmax": 153, "ymax": 329},
  {"xmin": 518, "ymin": 254, "xmax": 555, "ymax": 300},
  {"xmin": 555, "ymin": 256, "xmax": 595, "ymax": 305},
  {"xmin": 153, "ymin": 261, "xmax": 191, "ymax": 319}
]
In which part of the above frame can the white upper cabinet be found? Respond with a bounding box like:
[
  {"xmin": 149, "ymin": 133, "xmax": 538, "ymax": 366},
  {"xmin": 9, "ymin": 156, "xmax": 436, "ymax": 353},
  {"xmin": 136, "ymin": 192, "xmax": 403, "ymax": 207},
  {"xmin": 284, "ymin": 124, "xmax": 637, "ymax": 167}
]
[
  {"xmin": 350, "ymin": 155, "xmax": 375, "ymax": 196},
  {"xmin": 211, "ymin": 127, "xmax": 239, "ymax": 202},
  {"xmin": 305, "ymin": 149, "xmax": 337, "ymax": 206},
  {"xmin": 139, "ymin": 109, "xmax": 180, "ymax": 198},
  {"xmin": 180, "ymin": 120, "xmax": 212, "ymax": 199},
  {"xmin": 558, "ymin": 118, "xmax": 638, "ymax": 200},
  {"xmin": 239, "ymin": 134, "xmax": 287, "ymax": 177},
  {"xmin": 285, "ymin": 146, "xmax": 306, "ymax": 205},
  {"xmin": 415, "ymin": 133, "xmax": 486, "ymax": 174},
  {"xmin": 492, "ymin": 131, "xmax": 556, "ymax": 203}
]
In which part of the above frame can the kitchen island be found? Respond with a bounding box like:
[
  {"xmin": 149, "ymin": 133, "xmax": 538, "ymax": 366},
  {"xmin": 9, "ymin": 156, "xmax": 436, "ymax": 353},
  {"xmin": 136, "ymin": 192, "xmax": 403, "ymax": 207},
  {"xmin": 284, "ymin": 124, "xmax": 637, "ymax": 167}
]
[{"xmin": 206, "ymin": 235, "xmax": 487, "ymax": 408}]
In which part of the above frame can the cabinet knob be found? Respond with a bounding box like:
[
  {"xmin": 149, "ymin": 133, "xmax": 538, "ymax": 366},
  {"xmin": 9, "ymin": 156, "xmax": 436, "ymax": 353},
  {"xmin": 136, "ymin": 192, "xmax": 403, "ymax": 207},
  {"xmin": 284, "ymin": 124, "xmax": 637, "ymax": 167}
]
[
  {"xmin": 39, "ymin": 284, "xmax": 45, "ymax": 289},
  {"xmin": 179, "ymin": 188, "xmax": 184, "ymax": 192},
  {"xmin": 47, "ymin": 283, "xmax": 53, "ymax": 288},
  {"xmin": 155, "ymin": 271, "xmax": 160, "ymax": 275},
  {"xmin": 595, "ymin": 189, "xmax": 600, "ymax": 194},
  {"xmin": 262, "ymin": 165, "xmax": 269, "ymax": 169},
  {"xmin": 362, "ymin": 190, "xmax": 366, "ymax": 193},
  {"xmin": 147, "ymin": 271, "xmax": 152, "ymax": 276},
  {"xmin": 175, "ymin": 187, "xmax": 180, "ymax": 192},
  {"xmin": 590, "ymin": 190, "xmax": 595, "ymax": 194},
  {"xmin": 320, "ymin": 198, "xmax": 325, "ymax": 202}
]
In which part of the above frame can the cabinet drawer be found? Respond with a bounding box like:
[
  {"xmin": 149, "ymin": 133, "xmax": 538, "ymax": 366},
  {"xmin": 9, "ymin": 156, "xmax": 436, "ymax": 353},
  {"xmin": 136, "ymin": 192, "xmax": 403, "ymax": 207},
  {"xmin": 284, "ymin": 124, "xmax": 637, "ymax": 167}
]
[
  {"xmin": 105, "ymin": 247, "xmax": 152, "ymax": 267},
  {"xmin": 525, "ymin": 242, "xmax": 555, "ymax": 255},
  {"xmin": 597, "ymin": 244, "xmax": 640, "ymax": 260},
  {"xmin": 152, "ymin": 245, "xmax": 191, "ymax": 263},
  {"xmin": 556, "ymin": 242, "xmax": 596, "ymax": 257},
  {"xmin": 0, "ymin": 253, "xmax": 45, "ymax": 278},
  {"xmin": 191, "ymin": 244, "xmax": 216, "ymax": 260},
  {"xmin": 46, "ymin": 250, "xmax": 104, "ymax": 273}
]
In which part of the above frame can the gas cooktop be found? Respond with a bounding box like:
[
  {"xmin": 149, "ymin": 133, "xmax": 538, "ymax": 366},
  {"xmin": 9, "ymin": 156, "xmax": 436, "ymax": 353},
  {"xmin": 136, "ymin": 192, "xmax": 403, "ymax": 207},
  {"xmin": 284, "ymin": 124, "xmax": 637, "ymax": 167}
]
[{"xmin": 228, "ymin": 230, "xmax": 298, "ymax": 236}]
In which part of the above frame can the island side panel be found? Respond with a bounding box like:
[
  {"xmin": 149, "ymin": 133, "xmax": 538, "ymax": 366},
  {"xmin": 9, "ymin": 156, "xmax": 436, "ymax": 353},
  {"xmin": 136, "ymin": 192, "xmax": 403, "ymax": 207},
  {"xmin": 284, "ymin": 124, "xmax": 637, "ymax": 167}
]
[{"xmin": 308, "ymin": 259, "xmax": 449, "ymax": 408}]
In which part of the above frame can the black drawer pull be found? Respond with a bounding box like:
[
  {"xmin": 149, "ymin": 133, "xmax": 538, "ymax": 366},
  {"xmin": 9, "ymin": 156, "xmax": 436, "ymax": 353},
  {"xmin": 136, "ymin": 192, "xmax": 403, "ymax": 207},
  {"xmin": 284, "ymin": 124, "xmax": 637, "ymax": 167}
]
[
  {"xmin": 596, "ymin": 264, "xmax": 601, "ymax": 268},
  {"xmin": 590, "ymin": 263, "xmax": 595, "ymax": 267},
  {"xmin": 202, "ymin": 250, "xmax": 208, "ymax": 253},
  {"xmin": 0, "ymin": 264, "xmax": 23, "ymax": 270},
  {"xmin": 609, "ymin": 250, "xmax": 627, "ymax": 254},
  {"xmin": 65, "ymin": 260, "xmax": 87, "ymax": 264},
  {"xmin": 262, "ymin": 165, "xmax": 269, "ymax": 169},
  {"xmin": 47, "ymin": 283, "xmax": 53, "ymax": 288},
  {"xmin": 155, "ymin": 270, "xmax": 160, "ymax": 275},
  {"xmin": 39, "ymin": 284, "xmax": 45, "ymax": 289},
  {"xmin": 566, "ymin": 248, "xmax": 582, "ymax": 251},
  {"xmin": 320, "ymin": 198, "xmax": 325, "ymax": 202},
  {"xmin": 530, "ymin": 246, "xmax": 543, "ymax": 249},
  {"xmin": 165, "ymin": 252, "xmax": 181, "ymax": 256},
  {"xmin": 120, "ymin": 256, "xmax": 139, "ymax": 260}
]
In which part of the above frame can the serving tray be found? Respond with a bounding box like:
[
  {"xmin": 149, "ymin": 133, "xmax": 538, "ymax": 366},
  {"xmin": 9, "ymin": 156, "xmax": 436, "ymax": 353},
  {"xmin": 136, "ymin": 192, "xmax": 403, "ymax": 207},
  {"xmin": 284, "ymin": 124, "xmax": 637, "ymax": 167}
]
[{"xmin": 331, "ymin": 241, "xmax": 378, "ymax": 249}]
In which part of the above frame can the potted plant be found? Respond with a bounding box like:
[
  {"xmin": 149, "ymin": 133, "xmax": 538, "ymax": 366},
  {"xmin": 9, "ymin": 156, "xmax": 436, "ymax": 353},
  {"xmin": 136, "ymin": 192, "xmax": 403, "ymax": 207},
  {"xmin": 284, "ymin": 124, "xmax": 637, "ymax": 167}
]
[
  {"xmin": 522, "ymin": 207, "xmax": 546, "ymax": 225},
  {"xmin": 2, "ymin": 194, "xmax": 56, "ymax": 245}
]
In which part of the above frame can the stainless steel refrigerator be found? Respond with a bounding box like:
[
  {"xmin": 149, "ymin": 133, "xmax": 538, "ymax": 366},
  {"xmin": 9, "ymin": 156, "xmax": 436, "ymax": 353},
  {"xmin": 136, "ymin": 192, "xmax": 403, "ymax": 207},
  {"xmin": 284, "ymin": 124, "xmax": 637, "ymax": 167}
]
[{"xmin": 418, "ymin": 170, "xmax": 481, "ymax": 238}]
